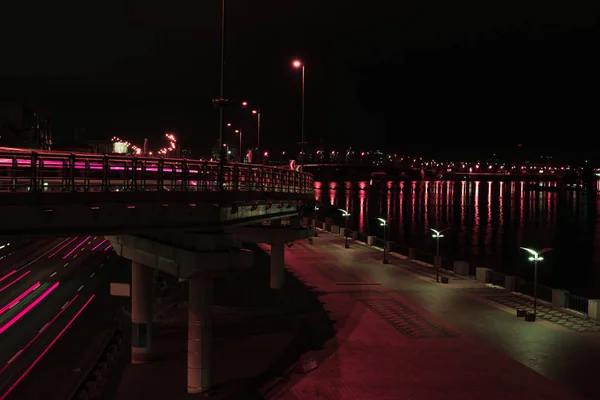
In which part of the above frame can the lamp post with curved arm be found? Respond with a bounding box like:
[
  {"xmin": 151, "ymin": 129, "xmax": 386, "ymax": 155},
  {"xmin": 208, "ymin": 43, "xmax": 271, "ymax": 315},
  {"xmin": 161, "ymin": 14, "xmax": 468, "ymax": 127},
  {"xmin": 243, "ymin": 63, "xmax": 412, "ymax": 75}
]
[
  {"xmin": 339, "ymin": 209, "xmax": 350, "ymax": 248},
  {"xmin": 520, "ymin": 247, "xmax": 552, "ymax": 321},
  {"xmin": 430, "ymin": 228, "xmax": 449, "ymax": 283},
  {"xmin": 378, "ymin": 218, "xmax": 388, "ymax": 264}
]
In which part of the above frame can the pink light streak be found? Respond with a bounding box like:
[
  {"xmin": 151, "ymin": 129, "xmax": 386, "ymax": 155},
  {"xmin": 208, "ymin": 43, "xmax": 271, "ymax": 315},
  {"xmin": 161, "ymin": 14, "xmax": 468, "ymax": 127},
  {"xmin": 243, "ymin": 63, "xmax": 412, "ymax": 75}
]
[
  {"xmin": 103, "ymin": 244, "xmax": 112, "ymax": 252},
  {"xmin": 0, "ymin": 295, "xmax": 94, "ymax": 400},
  {"xmin": 0, "ymin": 281, "xmax": 59, "ymax": 335},
  {"xmin": 91, "ymin": 239, "xmax": 107, "ymax": 251},
  {"xmin": 0, "ymin": 282, "xmax": 41, "ymax": 316},
  {"xmin": 48, "ymin": 237, "xmax": 78, "ymax": 258},
  {"xmin": 0, "ymin": 271, "xmax": 30, "ymax": 294},
  {"xmin": 63, "ymin": 236, "xmax": 91, "ymax": 259},
  {"xmin": 0, "ymin": 270, "xmax": 16, "ymax": 284}
]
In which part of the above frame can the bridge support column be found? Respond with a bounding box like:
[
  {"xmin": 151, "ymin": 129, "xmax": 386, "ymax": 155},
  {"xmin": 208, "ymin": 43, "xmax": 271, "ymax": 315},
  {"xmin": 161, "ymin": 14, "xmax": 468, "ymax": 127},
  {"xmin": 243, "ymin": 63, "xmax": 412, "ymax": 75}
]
[
  {"xmin": 187, "ymin": 277, "xmax": 214, "ymax": 394},
  {"xmin": 131, "ymin": 261, "xmax": 153, "ymax": 363},
  {"xmin": 270, "ymin": 239, "xmax": 285, "ymax": 289}
]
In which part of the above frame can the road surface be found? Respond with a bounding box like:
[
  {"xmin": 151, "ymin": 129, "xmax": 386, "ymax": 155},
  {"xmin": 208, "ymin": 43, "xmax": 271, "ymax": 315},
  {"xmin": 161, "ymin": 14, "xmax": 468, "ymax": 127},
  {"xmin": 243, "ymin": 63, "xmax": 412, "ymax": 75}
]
[{"xmin": 0, "ymin": 236, "xmax": 124, "ymax": 400}]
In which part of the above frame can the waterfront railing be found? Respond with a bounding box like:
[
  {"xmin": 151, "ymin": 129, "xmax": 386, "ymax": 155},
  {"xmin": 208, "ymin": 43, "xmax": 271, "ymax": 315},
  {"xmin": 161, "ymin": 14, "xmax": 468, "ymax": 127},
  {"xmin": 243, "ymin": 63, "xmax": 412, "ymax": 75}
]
[{"xmin": 311, "ymin": 218, "xmax": 600, "ymax": 322}]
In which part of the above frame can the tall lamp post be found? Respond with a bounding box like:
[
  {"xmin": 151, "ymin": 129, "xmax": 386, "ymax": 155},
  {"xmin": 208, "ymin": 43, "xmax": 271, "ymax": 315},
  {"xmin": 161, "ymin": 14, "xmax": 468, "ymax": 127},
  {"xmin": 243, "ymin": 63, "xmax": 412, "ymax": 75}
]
[
  {"xmin": 292, "ymin": 59, "xmax": 306, "ymax": 169},
  {"xmin": 520, "ymin": 247, "xmax": 552, "ymax": 321},
  {"xmin": 338, "ymin": 209, "xmax": 350, "ymax": 248},
  {"xmin": 430, "ymin": 228, "xmax": 449, "ymax": 283},
  {"xmin": 234, "ymin": 129, "xmax": 243, "ymax": 162},
  {"xmin": 378, "ymin": 218, "xmax": 388, "ymax": 264},
  {"xmin": 241, "ymin": 101, "xmax": 261, "ymax": 164}
]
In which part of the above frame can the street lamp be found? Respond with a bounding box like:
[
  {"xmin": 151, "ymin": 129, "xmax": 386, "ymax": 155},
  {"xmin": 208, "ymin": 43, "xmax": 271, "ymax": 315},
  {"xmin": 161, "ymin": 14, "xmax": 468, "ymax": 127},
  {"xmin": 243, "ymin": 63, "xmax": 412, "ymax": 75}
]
[
  {"xmin": 338, "ymin": 209, "xmax": 350, "ymax": 248},
  {"xmin": 314, "ymin": 204, "xmax": 319, "ymax": 237},
  {"xmin": 234, "ymin": 129, "xmax": 243, "ymax": 162},
  {"xmin": 520, "ymin": 247, "xmax": 552, "ymax": 321},
  {"xmin": 430, "ymin": 228, "xmax": 449, "ymax": 283},
  {"xmin": 242, "ymin": 101, "xmax": 261, "ymax": 164},
  {"xmin": 377, "ymin": 218, "xmax": 388, "ymax": 264},
  {"xmin": 292, "ymin": 59, "xmax": 306, "ymax": 170}
]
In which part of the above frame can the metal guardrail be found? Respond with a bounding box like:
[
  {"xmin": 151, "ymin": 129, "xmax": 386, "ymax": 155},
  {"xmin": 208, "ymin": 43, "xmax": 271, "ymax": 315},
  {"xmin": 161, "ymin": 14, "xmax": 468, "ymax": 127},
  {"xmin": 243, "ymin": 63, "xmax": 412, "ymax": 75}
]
[
  {"xmin": 0, "ymin": 149, "xmax": 313, "ymax": 195},
  {"xmin": 566, "ymin": 293, "xmax": 589, "ymax": 314}
]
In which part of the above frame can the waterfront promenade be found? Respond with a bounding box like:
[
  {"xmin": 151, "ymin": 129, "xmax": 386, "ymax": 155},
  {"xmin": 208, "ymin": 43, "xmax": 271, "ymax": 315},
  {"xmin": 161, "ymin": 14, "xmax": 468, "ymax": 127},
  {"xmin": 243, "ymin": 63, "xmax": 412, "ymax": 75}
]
[{"xmin": 263, "ymin": 232, "xmax": 600, "ymax": 400}]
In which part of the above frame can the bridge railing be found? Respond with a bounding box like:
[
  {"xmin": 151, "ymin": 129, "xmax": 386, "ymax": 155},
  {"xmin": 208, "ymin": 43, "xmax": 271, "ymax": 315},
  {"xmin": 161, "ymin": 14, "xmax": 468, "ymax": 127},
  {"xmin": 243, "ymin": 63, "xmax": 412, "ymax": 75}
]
[{"xmin": 0, "ymin": 150, "xmax": 314, "ymax": 195}]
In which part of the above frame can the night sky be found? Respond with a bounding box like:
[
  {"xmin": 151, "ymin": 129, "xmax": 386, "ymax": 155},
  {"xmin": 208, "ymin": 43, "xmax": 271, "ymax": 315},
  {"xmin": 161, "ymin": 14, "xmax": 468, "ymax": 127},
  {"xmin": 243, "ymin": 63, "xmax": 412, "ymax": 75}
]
[{"xmin": 0, "ymin": 0, "xmax": 598, "ymax": 159}]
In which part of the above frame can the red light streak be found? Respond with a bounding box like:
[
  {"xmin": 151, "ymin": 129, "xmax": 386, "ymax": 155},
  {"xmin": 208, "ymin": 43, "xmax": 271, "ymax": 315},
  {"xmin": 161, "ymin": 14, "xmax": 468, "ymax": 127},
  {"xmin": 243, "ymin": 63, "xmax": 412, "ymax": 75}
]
[
  {"xmin": 0, "ymin": 271, "xmax": 30, "ymax": 294},
  {"xmin": 0, "ymin": 294, "xmax": 79, "ymax": 375},
  {"xmin": 0, "ymin": 295, "xmax": 94, "ymax": 400},
  {"xmin": 0, "ymin": 282, "xmax": 59, "ymax": 335},
  {"xmin": 91, "ymin": 239, "xmax": 107, "ymax": 251},
  {"xmin": 63, "ymin": 236, "xmax": 91, "ymax": 259},
  {"xmin": 0, "ymin": 271, "xmax": 16, "ymax": 284},
  {"xmin": 0, "ymin": 282, "xmax": 41, "ymax": 316},
  {"xmin": 47, "ymin": 237, "xmax": 78, "ymax": 258}
]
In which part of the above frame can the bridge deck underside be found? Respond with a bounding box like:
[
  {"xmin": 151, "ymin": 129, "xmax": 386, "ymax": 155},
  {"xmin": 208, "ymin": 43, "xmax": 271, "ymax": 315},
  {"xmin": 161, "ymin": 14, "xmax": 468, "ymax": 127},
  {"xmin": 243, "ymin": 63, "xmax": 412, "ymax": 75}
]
[{"xmin": 0, "ymin": 191, "xmax": 311, "ymax": 237}]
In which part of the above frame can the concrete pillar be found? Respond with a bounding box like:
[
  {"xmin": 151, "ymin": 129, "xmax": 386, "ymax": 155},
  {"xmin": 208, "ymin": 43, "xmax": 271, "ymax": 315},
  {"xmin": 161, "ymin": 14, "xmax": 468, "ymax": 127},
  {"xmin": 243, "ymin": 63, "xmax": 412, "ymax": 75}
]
[
  {"xmin": 331, "ymin": 225, "xmax": 340, "ymax": 234},
  {"xmin": 408, "ymin": 248, "xmax": 416, "ymax": 259},
  {"xmin": 367, "ymin": 235, "xmax": 376, "ymax": 246},
  {"xmin": 270, "ymin": 239, "xmax": 285, "ymax": 289},
  {"xmin": 504, "ymin": 275, "xmax": 517, "ymax": 292},
  {"xmin": 131, "ymin": 261, "xmax": 153, "ymax": 363},
  {"xmin": 552, "ymin": 289, "xmax": 568, "ymax": 308},
  {"xmin": 475, "ymin": 267, "xmax": 492, "ymax": 283},
  {"xmin": 351, "ymin": 231, "xmax": 359, "ymax": 240},
  {"xmin": 340, "ymin": 227, "xmax": 346, "ymax": 237},
  {"xmin": 453, "ymin": 260, "xmax": 470, "ymax": 276},
  {"xmin": 187, "ymin": 277, "xmax": 213, "ymax": 394},
  {"xmin": 588, "ymin": 300, "xmax": 600, "ymax": 321}
]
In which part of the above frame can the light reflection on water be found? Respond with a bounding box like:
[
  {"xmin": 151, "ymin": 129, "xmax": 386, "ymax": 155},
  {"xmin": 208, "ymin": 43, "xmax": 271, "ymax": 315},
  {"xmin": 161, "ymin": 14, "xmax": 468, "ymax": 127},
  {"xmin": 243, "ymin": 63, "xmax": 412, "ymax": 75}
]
[{"xmin": 315, "ymin": 180, "xmax": 600, "ymax": 297}]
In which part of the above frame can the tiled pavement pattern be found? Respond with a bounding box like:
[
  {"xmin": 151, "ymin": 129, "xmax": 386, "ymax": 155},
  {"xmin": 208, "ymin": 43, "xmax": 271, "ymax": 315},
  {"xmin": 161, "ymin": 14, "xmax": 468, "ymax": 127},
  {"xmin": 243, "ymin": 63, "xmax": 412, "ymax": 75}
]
[
  {"xmin": 274, "ymin": 235, "xmax": 589, "ymax": 400},
  {"xmin": 454, "ymin": 286, "xmax": 600, "ymax": 332},
  {"xmin": 356, "ymin": 292, "xmax": 454, "ymax": 339},
  {"xmin": 485, "ymin": 294, "xmax": 600, "ymax": 332}
]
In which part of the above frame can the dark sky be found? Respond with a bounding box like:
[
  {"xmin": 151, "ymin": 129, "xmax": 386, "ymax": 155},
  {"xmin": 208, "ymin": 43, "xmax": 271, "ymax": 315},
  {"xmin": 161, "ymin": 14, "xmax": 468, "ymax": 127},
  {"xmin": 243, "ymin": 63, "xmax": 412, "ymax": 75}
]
[{"xmin": 0, "ymin": 0, "xmax": 598, "ymax": 159}]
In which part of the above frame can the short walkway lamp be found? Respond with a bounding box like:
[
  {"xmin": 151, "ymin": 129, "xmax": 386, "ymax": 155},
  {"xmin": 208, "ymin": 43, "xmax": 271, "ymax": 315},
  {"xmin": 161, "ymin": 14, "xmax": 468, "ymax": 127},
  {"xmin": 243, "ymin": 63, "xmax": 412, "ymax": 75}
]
[
  {"xmin": 430, "ymin": 228, "xmax": 449, "ymax": 283},
  {"xmin": 314, "ymin": 204, "xmax": 319, "ymax": 237},
  {"xmin": 338, "ymin": 209, "xmax": 351, "ymax": 248},
  {"xmin": 520, "ymin": 247, "xmax": 552, "ymax": 321},
  {"xmin": 377, "ymin": 218, "xmax": 388, "ymax": 264}
]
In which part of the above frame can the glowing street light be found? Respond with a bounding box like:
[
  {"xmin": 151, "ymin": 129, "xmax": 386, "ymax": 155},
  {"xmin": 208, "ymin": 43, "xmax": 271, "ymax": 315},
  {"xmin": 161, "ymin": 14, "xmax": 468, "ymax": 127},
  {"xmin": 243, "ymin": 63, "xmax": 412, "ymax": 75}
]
[
  {"xmin": 242, "ymin": 102, "xmax": 262, "ymax": 164},
  {"xmin": 292, "ymin": 59, "xmax": 306, "ymax": 169},
  {"xmin": 430, "ymin": 228, "xmax": 449, "ymax": 283},
  {"xmin": 313, "ymin": 204, "xmax": 320, "ymax": 237},
  {"xmin": 234, "ymin": 129, "xmax": 243, "ymax": 162},
  {"xmin": 377, "ymin": 218, "xmax": 388, "ymax": 264},
  {"xmin": 338, "ymin": 209, "xmax": 351, "ymax": 248},
  {"xmin": 520, "ymin": 247, "xmax": 552, "ymax": 321}
]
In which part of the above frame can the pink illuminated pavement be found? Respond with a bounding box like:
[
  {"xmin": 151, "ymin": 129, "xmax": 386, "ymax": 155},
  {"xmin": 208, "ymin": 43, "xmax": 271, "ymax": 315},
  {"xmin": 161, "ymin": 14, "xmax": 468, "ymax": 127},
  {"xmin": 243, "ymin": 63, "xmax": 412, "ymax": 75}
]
[{"xmin": 262, "ymin": 234, "xmax": 599, "ymax": 400}]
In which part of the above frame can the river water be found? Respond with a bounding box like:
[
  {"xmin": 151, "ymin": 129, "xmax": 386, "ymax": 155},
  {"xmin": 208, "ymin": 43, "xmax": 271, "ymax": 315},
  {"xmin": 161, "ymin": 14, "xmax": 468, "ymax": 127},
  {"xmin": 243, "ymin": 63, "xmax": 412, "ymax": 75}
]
[{"xmin": 315, "ymin": 180, "xmax": 600, "ymax": 298}]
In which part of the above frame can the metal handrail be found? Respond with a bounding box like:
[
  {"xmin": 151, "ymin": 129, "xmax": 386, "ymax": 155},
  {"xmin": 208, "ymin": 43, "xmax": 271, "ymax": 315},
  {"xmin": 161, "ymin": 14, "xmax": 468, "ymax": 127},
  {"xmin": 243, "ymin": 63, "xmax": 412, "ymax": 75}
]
[{"xmin": 0, "ymin": 149, "xmax": 314, "ymax": 194}]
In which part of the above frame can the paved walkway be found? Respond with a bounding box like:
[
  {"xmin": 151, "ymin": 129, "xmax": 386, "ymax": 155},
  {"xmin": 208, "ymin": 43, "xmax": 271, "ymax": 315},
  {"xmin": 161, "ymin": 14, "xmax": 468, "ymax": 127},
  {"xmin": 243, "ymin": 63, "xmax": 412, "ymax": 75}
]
[{"xmin": 264, "ymin": 232, "xmax": 600, "ymax": 400}]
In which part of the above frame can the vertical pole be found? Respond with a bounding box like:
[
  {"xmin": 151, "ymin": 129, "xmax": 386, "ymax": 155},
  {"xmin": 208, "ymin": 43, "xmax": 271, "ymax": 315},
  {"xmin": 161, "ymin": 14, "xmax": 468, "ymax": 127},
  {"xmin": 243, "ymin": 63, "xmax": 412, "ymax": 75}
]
[
  {"xmin": 533, "ymin": 259, "xmax": 538, "ymax": 317},
  {"xmin": 239, "ymin": 130, "xmax": 243, "ymax": 163},
  {"xmin": 300, "ymin": 65, "xmax": 305, "ymax": 169},
  {"xmin": 383, "ymin": 224, "xmax": 388, "ymax": 263},
  {"xmin": 257, "ymin": 111, "xmax": 261, "ymax": 164},
  {"xmin": 344, "ymin": 216, "xmax": 349, "ymax": 248},
  {"xmin": 436, "ymin": 237, "xmax": 440, "ymax": 283},
  {"xmin": 217, "ymin": 0, "xmax": 226, "ymax": 190}
]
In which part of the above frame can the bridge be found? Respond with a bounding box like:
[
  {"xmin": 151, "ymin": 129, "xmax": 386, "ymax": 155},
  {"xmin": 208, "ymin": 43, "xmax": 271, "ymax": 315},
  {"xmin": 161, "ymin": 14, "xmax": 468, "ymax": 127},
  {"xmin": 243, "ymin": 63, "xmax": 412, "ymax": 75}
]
[
  {"xmin": 0, "ymin": 147, "xmax": 315, "ymax": 395},
  {"xmin": 303, "ymin": 163, "xmax": 573, "ymax": 182}
]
